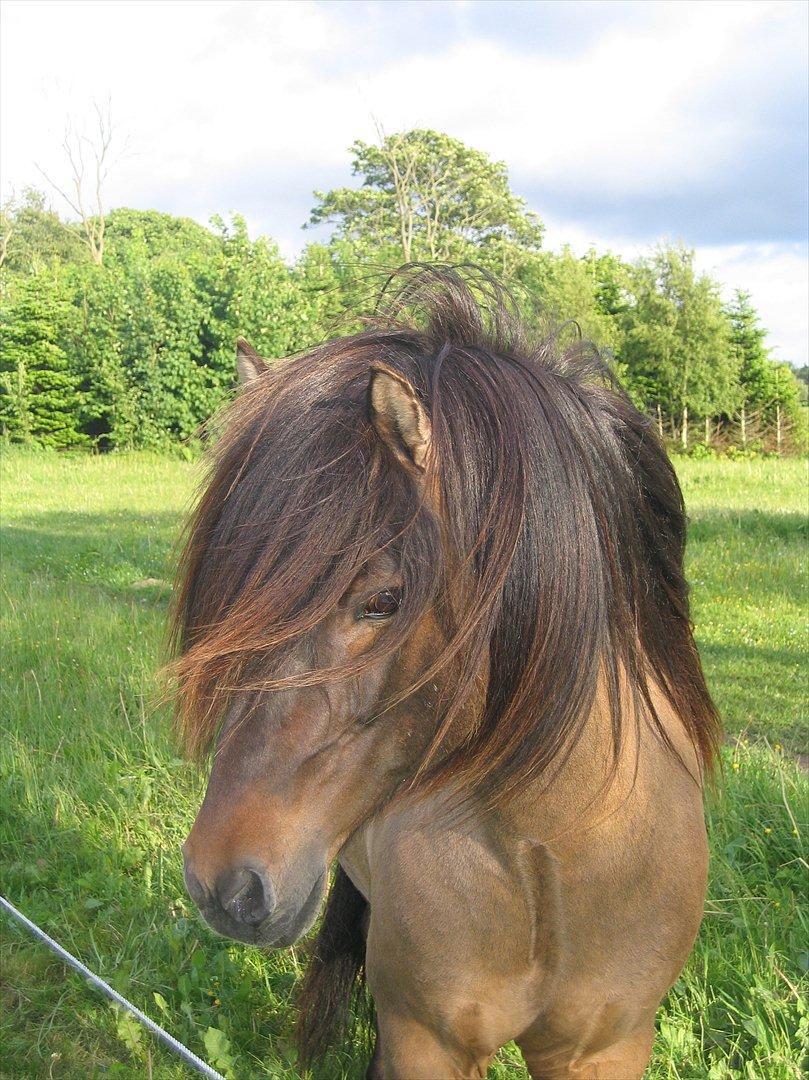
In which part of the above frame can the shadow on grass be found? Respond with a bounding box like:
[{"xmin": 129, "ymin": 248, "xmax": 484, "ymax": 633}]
[
  {"xmin": 1, "ymin": 511, "xmax": 186, "ymax": 601},
  {"xmin": 699, "ymin": 641, "xmax": 807, "ymax": 753},
  {"xmin": 688, "ymin": 507, "xmax": 808, "ymax": 544}
]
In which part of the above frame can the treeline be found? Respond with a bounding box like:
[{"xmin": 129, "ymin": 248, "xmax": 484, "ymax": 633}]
[{"xmin": 1, "ymin": 129, "xmax": 805, "ymax": 453}]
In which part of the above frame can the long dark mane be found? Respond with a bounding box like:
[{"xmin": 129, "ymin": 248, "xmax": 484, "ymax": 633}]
[{"xmin": 170, "ymin": 265, "xmax": 719, "ymax": 807}]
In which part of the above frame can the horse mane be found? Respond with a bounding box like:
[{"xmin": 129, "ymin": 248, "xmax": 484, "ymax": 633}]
[{"xmin": 170, "ymin": 264, "xmax": 719, "ymax": 808}]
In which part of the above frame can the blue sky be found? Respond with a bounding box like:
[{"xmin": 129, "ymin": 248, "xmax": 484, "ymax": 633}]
[{"xmin": 2, "ymin": 0, "xmax": 807, "ymax": 362}]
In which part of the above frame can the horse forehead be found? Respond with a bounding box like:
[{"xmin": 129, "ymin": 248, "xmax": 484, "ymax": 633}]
[{"xmin": 210, "ymin": 689, "xmax": 328, "ymax": 776}]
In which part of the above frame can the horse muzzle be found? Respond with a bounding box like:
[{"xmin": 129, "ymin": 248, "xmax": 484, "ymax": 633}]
[{"xmin": 182, "ymin": 849, "xmax": 327, "ymax": 947}]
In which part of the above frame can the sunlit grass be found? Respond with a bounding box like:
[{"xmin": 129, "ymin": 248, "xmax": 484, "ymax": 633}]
[{"xmin": 0, "ymin": 450, "xmax": 806, "ymax": 1078}]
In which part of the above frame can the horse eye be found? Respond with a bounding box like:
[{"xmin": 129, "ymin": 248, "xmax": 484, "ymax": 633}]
[{"xmin": 361, "ymin": 588, "xmax": 402, "ymax": 619}]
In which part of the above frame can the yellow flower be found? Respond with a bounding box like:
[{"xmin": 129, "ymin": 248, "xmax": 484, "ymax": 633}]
[
  {"xmin": 764, "ymin": 827, "xmax": 772, "ymax": 834},
  {"xmin": 732, "ymin": 761, "xmax": 740, "ymax": 771},
  {"xmin": 774, "ymin": 743, "xmax": 782, "ymax": 752}
]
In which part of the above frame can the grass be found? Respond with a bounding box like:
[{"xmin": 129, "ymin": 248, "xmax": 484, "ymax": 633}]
[
  {"xmin": 678, "ymin": 458, "xmax": 808, "ymax": 752},
  {"xmin": 0, "ymin": 449, "xmax": 806, "ymax": 1079}
]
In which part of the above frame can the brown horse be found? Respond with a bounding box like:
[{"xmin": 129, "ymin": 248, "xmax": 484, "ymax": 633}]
[{"xmin": 173, "ymin": 268, "xmax": 719, "ymax": 1079}]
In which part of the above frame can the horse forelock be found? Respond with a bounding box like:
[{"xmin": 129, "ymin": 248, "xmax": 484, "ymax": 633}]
[{"xmin": 169, "ymin": 267, "xmax": 720, "ymax": 805}]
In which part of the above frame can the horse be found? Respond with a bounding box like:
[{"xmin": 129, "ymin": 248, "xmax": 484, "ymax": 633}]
[{"xmin": 173, "ymin": 267, "xmax": 719, "ymax": 1079}]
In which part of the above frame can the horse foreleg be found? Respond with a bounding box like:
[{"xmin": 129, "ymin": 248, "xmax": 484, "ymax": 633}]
[
  {"xmin": 518, "ymin": 1027, "xmax": 654, "ymax": 1080},
  {"xmin": 371, "ymin": 1009, "xmax": 494, "ymax": 1080}
]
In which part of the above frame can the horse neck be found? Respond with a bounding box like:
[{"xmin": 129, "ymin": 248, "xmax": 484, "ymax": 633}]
[{"xmin": 493, "ymin": 675, "xmax": 704, "ymax": 849}]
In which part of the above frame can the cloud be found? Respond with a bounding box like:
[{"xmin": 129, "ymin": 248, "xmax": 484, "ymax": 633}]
[
  {"xmin": 695, "ymin": 243, "xmax": 809, "ymax": 367},
  {"xmin": 1, "ymin": 0, "xmax": 805, "ymax": 361}
]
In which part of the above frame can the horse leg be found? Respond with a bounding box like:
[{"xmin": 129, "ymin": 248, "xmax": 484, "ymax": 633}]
[
  {"xmin": 372, "ymin": 1009, "xmax": 493, "ymax": 1080},
  {"xmin": 518, "ymin": 1027, "xmax": 655, "ymax": 1080}
]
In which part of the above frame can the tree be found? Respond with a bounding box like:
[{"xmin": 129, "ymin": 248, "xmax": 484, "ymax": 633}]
[
  {"xmin": 590, "ymin": 251, "xmax": 633, "ymax": 322},
  {"xmin": 516, "ymin": 247, "xmax": 623, "ymax": 356},
  {"xmin": 293, "ymin": 242, "xmax": 351, "ymax": 337},
  {"xmin": 621, "ymin": 246, "xmax": 737, "ymax": 446},
  {"xmin": 0, "ymin": 190, "xmax": 16, "ymax": 268},
  {"xmin": 38, "ymin": 102, "xmax": 114, "ymax": 266},
  {"xmin": 726, "ymin": 291, "xmax": 777, "ymax": 442},
  {"xmin": 209, "ymin": 214, "xmax": 313, "ymax": 361},
  {"xmin": 0, "ymin": 187, "xmax": 84, "ymax": 273},
  {"xmin": 309, "ymin": 129, "xmax": 544, "ymax": 270},
  {"xmin": 0, "ymin": 274, "xmax": 85, "ymax": 447},
  {"xmin": 72, "ymin": 214, "xmax": 229, "ymax": 449},
  {"xmin": 793, "ymin": 364, "xmax": 809, "ymax": 399}
]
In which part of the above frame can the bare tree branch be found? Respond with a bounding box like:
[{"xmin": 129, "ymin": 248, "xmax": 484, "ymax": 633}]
[{"xmin": 36, "ymin": 100, "xmax": 113, "ymax": 265}]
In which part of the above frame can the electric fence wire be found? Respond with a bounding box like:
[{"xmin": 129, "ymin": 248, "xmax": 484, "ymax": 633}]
[{"xmin": 0, "ymin": 894, "xmax": 225, "ymax": 1080}]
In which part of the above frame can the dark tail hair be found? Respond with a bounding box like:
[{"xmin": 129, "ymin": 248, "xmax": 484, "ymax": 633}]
[{"xmin": 295, "ymin": 866, "xmax": 372, "ymax": 1072}]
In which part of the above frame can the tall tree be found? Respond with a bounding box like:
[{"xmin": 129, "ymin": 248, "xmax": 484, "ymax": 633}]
[
  {"xmin": 0, "ymin": 274, "xmax": 85, "ymax": 447},
  {"xmin": 621, "ymin": 245, "xmax": 737, "ymax": 445},
  {"xmin": 309, "ymin": 129, "xmax": 543, "ymax": 269},
  {"xmin": 727, "ymin": 290, "xmax": 773, "ymax": 446},
  {"xmin": 726, "ymin": 292, "xmax": 807, "ymax": 451},
  {"xmin": 516, "ymin": 247, "xmax": 623, "ymax": 356},
  {"xmin": 38, "ymin": 102, "xmax": 114, "ymax": 266},
  {"xmin": 0, "ymin": 187, "xmax": 84, "ymax": 273}
]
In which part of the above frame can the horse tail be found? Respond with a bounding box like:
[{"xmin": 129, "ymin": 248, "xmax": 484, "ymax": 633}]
[{"xmin": 294, "ymin": 865, "xmax": 373, "ymax": 1071}]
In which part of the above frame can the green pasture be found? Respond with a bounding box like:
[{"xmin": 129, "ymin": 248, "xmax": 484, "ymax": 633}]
[{"xmin": 0, "ymin": 450, "xmax": 806, "ymax": 1078}]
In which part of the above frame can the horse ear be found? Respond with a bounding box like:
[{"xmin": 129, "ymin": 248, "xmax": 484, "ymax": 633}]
[
  {"xmin": 236, "ymin": 338, "xmax": 268, "ymax": 384},
  {"xmin": 368, "ymin": 365, "xmax": 432, "ymax": 474}
]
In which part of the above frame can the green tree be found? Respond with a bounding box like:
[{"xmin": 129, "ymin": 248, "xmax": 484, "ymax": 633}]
[
  {"xmin": 727, "ymin": 292, "xmax": 775, "ymax": 419},
  {"xmin": 1, "ymin": 188, "xmax": 84, "ymax": 273},
  {"xmin": 590, "ymin": 251, "xmax": 633, "ymax": 322},
  {"xmin": 793, "ymin": 364, "xmax": 808, "ymax": 399},
  {"xmin": 309, "ymin": 129, "xmax": 544, "ymax": 271},
  {"xmin": 292, "ymin": 242, "xmax": 352, "ymax": 338},
  {"xmin": 727, "ymin": 290, "xmax": 774, "ymax": 447},
  {"xmin": 516, "ymin": 247, "xmax": 623, "ymax": 356},
  {"xmin": 0, "ymin": 273, "xmax": 85, "ymax": 447},
  {"xmin": 210, "ymin": 214, "xmax": 313, "ymax": 360},
  {"xmin": 724, "ymin": 291, "xmax": 807, "ymax": 451},
  {"xmin": 621, "ymin": 246, "xmax": 737, "ymax": 446},
  {"xmin": 64, "ymin": 211, "xmax": 230, "ymax": 448}
]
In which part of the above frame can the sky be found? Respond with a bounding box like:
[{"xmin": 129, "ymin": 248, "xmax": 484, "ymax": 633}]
[{"xmin": 2, "ymin": 0, "xmax": 807, "ymax": 364}]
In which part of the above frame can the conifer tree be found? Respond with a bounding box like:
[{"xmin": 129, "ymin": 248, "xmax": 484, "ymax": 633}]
[{"xmin": 0, "ymin": 275, "xmax": 85, "ymax": 447}]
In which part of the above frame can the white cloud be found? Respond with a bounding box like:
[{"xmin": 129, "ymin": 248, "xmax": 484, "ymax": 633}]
[
  {"xmin": 1, "ymin": 0, "xmax": 805, "ymax": 363},
  {"xmin": 358, "ymin": 4, "xmax": 762, "ymax": 193},
  {"xmin": 695, "ymin": 244, "xmax": 809, "ymax": 367}
]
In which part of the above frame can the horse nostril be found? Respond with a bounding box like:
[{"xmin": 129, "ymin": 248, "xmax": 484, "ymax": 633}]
[
  {"xmin": 216, "ymin": 867, "xmax": 274, "ymax": 927},
  {"xmin": 183, "ymin": 859, "xmax": 209, "ymax": 908}
]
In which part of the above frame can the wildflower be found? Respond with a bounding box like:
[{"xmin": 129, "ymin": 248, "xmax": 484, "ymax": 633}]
[
  {"xmin": 764, "ymin": 827, "xmax": 772, "ymax": 835},
  {"xmin": 732, "ymin": 762, "xmax": 740, "ymax": 771}
]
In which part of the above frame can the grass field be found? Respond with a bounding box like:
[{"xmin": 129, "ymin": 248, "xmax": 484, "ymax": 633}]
[{"xmin": 0, "ymin": 449, "xmax": 806, "ymax": 1079}]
